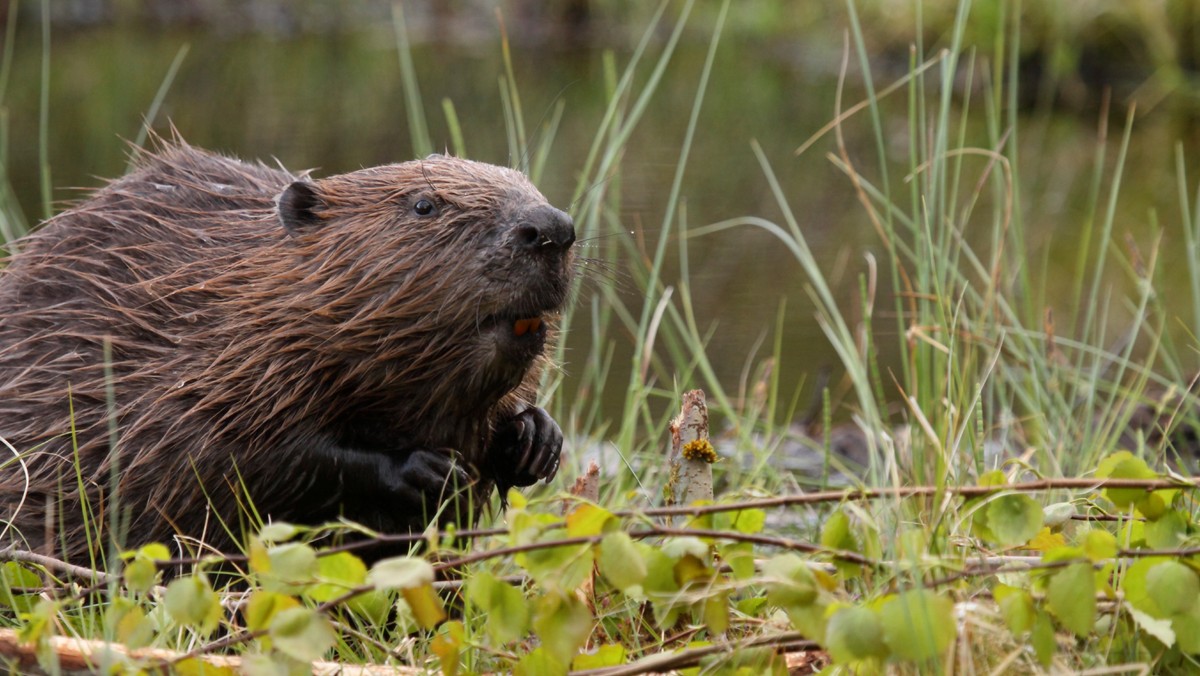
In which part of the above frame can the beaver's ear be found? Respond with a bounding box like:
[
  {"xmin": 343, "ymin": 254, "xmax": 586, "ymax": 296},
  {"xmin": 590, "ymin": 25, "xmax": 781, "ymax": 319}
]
[{"xmin": 277, "ymin": 181, "xmax": 325, "ymax": 236}]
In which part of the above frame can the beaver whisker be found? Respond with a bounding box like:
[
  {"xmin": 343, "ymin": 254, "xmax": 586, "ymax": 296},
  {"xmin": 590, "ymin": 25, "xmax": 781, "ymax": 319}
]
[
  {"xmin": 568, "ymin": 168, "xmax": 621, "ymax": 213},
  {"xmin": 573, "ymin": 256, "xmax": 629, "ymax": 293}
]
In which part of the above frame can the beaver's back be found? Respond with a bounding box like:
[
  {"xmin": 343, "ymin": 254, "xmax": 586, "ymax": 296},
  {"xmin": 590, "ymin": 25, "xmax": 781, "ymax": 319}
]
[
  {"xmin": 0, "ymin": 145, "xmax": 297, "ymax": 552},
  {"xmin": 7, "ymin": 143, "xmax": 290, "ymax": 291},
  {"xmin": 1, "ymin": 145, "xmax": 292, "ymax": 384}
]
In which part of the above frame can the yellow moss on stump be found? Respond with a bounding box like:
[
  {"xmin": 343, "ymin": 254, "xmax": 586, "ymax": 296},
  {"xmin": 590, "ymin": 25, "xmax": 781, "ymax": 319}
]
[{"xmin": 681, "ymin": 439, "xmax": 717, "ymax": 464}]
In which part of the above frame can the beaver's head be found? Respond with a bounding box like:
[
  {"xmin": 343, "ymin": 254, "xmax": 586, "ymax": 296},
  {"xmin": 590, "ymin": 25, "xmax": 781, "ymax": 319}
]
[{"xmin": 273, "ymin": 155, "xmax": 575, "ymax": 423}]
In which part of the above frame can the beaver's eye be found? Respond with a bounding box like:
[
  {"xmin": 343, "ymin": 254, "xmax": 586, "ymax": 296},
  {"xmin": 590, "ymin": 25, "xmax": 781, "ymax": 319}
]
[{"xmin": 413, "ymin": 199, "xmax": 436, "ymax": 216}]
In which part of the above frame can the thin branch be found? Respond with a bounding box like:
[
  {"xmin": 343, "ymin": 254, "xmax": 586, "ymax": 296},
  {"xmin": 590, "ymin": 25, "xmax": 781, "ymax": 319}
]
[
  {"xmin": 0, "ymin": 546, "xmax": 119, "ymax": 585},
  {"xmin": 569, "ymin": 631, "xmax": 817, "ymax": 676},
  {"xmin": 630, "ymin": 477, "xmax": 1200, "ymax": 519}
]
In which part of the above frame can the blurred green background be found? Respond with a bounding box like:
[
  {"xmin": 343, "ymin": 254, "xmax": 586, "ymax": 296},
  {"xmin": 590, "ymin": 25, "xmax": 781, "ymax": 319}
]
[{"xmin": 3, "ymin": 0, "xmax": 1200, "ymax": 420}]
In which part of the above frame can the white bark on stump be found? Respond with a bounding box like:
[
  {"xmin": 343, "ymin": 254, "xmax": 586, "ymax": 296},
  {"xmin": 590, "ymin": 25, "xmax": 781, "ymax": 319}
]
[{"xmin": 664, "ymin": 389, "xmax": 715, "ymax": 507}]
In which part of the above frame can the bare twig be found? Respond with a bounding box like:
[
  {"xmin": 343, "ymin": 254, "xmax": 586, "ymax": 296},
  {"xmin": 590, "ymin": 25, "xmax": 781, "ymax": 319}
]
[
  {"xmin": 568, "ymin": 631, "xmax": 817, "ymax": 675},
  {"xmin": 630, "ymin": 477, "xmax": 1200, "ymax": 519},
  {"xmin": 0, "ymin": 546, "xmax": 119, "ymax": 584}
]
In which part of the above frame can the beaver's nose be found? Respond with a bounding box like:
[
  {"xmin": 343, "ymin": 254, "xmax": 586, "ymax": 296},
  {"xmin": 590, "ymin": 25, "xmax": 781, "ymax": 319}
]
[{"xmin": 515, "ymin": 206, "xmax": 575, "ymax": 254}]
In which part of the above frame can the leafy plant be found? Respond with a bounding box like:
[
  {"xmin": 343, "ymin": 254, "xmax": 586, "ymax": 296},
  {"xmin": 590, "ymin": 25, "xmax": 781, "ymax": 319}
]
[{"xmin": 5, "ymin": 0, "xmax": 1200, "ymax": 672}]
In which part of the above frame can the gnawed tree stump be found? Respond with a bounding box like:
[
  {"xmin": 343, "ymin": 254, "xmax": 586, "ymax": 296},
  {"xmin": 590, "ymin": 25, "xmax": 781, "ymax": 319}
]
[{"xmin": 664, "ymin": 389, "xmax": 715, "ymax": 508}]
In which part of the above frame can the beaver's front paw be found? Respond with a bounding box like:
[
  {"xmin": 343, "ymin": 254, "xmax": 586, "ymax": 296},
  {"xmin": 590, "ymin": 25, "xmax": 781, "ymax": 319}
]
[
  {"xmin": 391, "ymin": 448, "xmax": 474, "ymax": 512},
  {"xmin": 489, "ymin": 406, "xmax": 563, "ymax": 492}
]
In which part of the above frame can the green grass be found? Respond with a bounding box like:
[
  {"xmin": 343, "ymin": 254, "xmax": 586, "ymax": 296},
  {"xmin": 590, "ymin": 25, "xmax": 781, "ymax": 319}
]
[{"xmin": 5, "ymin": 0, "xmax": 1200, "ymax": 673}]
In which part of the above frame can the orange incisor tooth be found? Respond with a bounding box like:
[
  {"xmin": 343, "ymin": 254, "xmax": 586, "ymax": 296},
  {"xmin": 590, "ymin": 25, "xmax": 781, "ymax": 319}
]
[{"xmin": 513, "ymin": 318, "xmax": 542, "ymax": 337}]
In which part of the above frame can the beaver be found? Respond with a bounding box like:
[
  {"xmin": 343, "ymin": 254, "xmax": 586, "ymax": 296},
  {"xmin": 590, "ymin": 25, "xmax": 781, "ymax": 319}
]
[{"xmin": 0, "ymin": 138, "xmax": 575, "ymax": 564}]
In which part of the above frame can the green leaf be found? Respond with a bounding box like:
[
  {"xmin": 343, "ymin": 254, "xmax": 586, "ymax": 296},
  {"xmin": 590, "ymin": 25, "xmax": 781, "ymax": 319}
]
[
  {"xmin": 662, "ymin": 537, "xmax": 709, "ymax": 560},
  {"xmin": 763, "ymin": 555, "xmax": 818, "ymax": 608},
  {"xmin": 123, "ymin": 557, "xmax": 159, "ymax": 594},
  {"xmin": 106, "ymin": 598, "xmax": 154, "ymax": 649},
  {"xmin": 1144, "ymin": 510, "xmax": 1188, "ymax": 549},
  {"xmin": 532, "ymin": 591, "xmax": 593, "ymax": 664},
  {"xmin": 598, "ymin": 532, "xmax": 647, "ymax": 592},
  {"xmin": 821, "ymin": 509, "xmax": 866, "ymax": 577},
  {"xmin": 269, "ymin": 607, "xmax": 336, "ymax": 663},
  {"xmin": 507, "ymin": 488, "xmax": 528, "ymax": 510},
  {"xmin": 1043, "ymin": 502, "xmax": 1076, "ymax": 528},
  {"xmin": 519, "ymin": 541, "xmax": 594, "ymax": 592},
  {"xmin": 510, "ymin": 510, "xmax": 560, "ymax": 545},
  {"xmin": 713, "ymin": 508, "xmax": 766, "ymax": 534},
  {"xmin": 719, "ymin": 541, "xmax": 756, "ymax": 581},
  {"xmin": 1127, "ymin": 605, "xmax": 1175, "ymax": 647},
  {"xmin": 16, "ymin": 597, "xmax": 56, "ymax": 650},
  {"xmin": 1031, "ymin": 610, "xmax": 1056, "ymax": 666},
  {"xmin": 401, "ymin": 584, "xmax": 447, "ymax": 630},
  {"xmin": 346, "ymin": 590, "xmax": 392, "ymax": 626},
  {"xmin": 164, "ymin": 574, "xmax": 221, "ymax": 636},
  {"xmin": 1, "ymin": 562, "xmax": 41, "ymax": 613},
  {"xmin": 515, "ymin": 647, "xmax": 567, "ymax": 676},
  {"xmin": 307, "ymin": 551, "xmax": 367, "ymax": 603},
  {"xmin": 1146, "ymin": 561, "xmax": 1199, "ymax": 617},
  {"xmin": 1174, "ymin": 604, "xmax": 1200, "ymax": 654},
  {"xmin": 245, "ymin": 590, "xmax": 300, "ymax": 633},
  {"xmin": 1041, "ymin": 545, "xmax": 1085, "ymax": 564},
  {"xmin": 1097, "ymin": 452, "xmax": 1156, "ymax": 508},
  {"xmin": 985, "ymin": 494, "xmax": 1043, "ymax": 546},
  {"xmin": 1080, "ymin": 529, "xmax": 1117, "ymax": 561},
  {"xmin": 736, "ymin": 597, "xmax": 767, "ymax": 615},
  {"xmin": 259, "ymin": 522, "xmax": 301, "ymax": 543},
  {"xmin": 638, "ymin": 542, "xmax": 680, "ymax": 596},
  {"xmin": 879, "ymin": 589, "xmax": 956, "ymax": 662},
  {"xmin": 431, "ymin": 621, "xmax": 463, "ymax": 676},
  {"xmin": 783, "ymin": 601, "xmax": 828, "ymax": 643},
  {"xmin": 512, "ymin": 510, "xmax": 595, "ymax": 591},
  {"xmin": 702, "ymin": 589, "xmax": 730, "ymax": 635},
  {"xmin": 820, "ymin": 510, "xmax": 856, "ymax": 551},
  {"xmin": 1136, "ymin": 490, "xmax": 1169, "ymax": 519},
  {"xmin": 465, "ymin": 571, "xmax": 529, "ymax": 645},
  {"xmin": 248, "ymin": 538, "xmax": 271, "ymax": 575},
  {"xmin": 572, "ymin": 644, "xmax": 626, "ymax": 669},
  {"xmin": 978, "ymin": 469, "xmax": 1007, "ymax": 487},
  {"xmin": 264, "ymin": 543, "xmax": 318, "ymax": 590},
  {"xmin": 1046, "ymin": 562, "xmax": 1095, "ymax": 636},
  {"xmin": 367, "ymin": 556, "xmax": 434, "ymax": 590},
  {"xmin": 825, "ymin": 605, "xmax": 888, "ymax": 663},
  {"xmin": 302, "ymin": 550, "xmax": 384, "ymax": 623},
  {"xmin": 137, "ymin": 543, "xmax": 171, "ymax": 561},
  {"xmin": 673, "ymin": 552, "xmax": 713, "ymax": 588},
  {"xmin": 565, "ymin": 503, "xmax": 614, "ymax": 537},
  {"xmin": 994, "ymin": 584, "xmax": 1034, "ymax": 635},
  {"xmin": 1124, "ymin": 557, "xmax": 1168, "ymax": 617}
]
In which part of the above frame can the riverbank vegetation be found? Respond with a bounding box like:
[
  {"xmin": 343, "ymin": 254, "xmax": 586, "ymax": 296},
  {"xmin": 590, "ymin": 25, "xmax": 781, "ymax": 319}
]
[{"xmin": 4, "ymin": 0, "xmax": 1200, "ymax": 673}]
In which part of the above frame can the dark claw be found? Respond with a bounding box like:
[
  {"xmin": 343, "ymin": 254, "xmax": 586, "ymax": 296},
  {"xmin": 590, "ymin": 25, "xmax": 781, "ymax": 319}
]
[
  {"xmin": 490, "ymin": 406, "xmax": 564, "ymax": 491},
  {"xmin": 515, "ymin": 418, "xmax": 537, "ymax": 475}
]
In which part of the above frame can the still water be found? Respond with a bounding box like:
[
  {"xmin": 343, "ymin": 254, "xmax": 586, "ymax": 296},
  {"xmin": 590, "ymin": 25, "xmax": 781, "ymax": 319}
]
[{"xmin": 2, "ymin": 14, "xmax": 1194, "ymax": 429}]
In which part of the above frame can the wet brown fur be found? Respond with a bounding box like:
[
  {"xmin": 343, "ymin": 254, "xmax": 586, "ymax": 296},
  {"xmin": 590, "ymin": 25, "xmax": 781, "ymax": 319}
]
[{"xmin": 0, "ymin": 139, "xmax": 572, "ymax": 562}]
